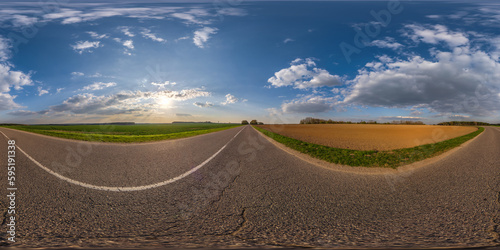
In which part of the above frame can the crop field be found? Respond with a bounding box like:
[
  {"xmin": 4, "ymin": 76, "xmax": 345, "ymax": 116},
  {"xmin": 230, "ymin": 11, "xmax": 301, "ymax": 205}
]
[
  {"xmin": 258, "ymin": 124, "xmax": 477, "ymax": 151},
  {"xmin": 254, "ymin": 125, "xmax": 483, "ymax": 168},
  {"xmin": 1, "ymin": 123, "xmax": 241, "ymax": 142}
]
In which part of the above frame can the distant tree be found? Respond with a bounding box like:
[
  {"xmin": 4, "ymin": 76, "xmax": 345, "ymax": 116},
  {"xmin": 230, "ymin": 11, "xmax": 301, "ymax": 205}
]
[
  {"xmin": 250, "ymin": 120, "xmax": 258, "ymax": 125},
  {"xmin": 258, "ymin": 122, "xmax": 264, "ymax": 125},
  {"xmin": 437, "ymin": 121, "xmax": 489, "ymax": 126},
  {"xmin": 241, "ymin": 120, "xmax": 249, "ymax": 125}
]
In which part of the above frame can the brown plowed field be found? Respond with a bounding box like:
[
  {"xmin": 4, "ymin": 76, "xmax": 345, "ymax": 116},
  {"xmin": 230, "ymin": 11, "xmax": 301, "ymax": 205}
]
[{"xmin": 257, "ymin": 124, "xmax": 477, "ymax": 151}]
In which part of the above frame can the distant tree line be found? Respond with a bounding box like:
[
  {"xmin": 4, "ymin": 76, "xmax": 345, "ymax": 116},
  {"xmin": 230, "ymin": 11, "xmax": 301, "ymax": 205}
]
[
  {"xmin": 299, "ymin": 117, "xmax": 424, "ymax": 125},
  {"xmin": 437, "ymin": 121, "xmax": 490, "ymax": 126},
  {"xmin": 241, "ymin": 120, "xmax": 264, "ymax": 125}
]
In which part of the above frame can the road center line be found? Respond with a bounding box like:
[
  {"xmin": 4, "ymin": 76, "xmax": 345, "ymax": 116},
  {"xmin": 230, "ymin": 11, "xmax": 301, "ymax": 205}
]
[{"xmin": 0, "ymin": 126, "xmax": 246, "ymax": 192}]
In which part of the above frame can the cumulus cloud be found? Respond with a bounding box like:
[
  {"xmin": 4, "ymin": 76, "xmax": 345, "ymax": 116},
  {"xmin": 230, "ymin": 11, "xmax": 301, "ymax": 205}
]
[
  {"xmin": 268, "ymin": 58, "xmax": 342, "ymax": 89},
  {"xmin": 222, "ymin": 93, "xmax": 238, "ymax": 105},
  {"xmin": 281, "ymin": 95, "xmax": 335, "ymax": 113},
  {"xmin": 123, "ymin": 40, "xmax": 134, "ymax": 49},
  {"xmin": 343, "ymin": 46, "xmax": 500, "ymax": 116},
  {"xmin": 193, "ymin": 101, "xmax": 214, "ymax": 108},
  {"xmin": 48, "ymin": 88, "xmax": 210, "ymax": 115},
  {"xmin": 193, "ymin": 27, "xmax": 217, "ymax": 48},
  {"xmin": 404, "ymin": 24, "xmax": 469, "ymax": 48},
  {"xmin": 113, "ymin": 38, "xmax": 134, "ymax": 55},
  {"xmin": 71, "ymin": 71, "xmax": 84, "ymax": 76},
  {"xmin": 0, "ymin": 93, "xmax": 22, "ymax": 111},
  {"xmin": 0, "ymin": 64, "xmax": 33, "ymax": 110},
  {"xmin": 37, "ymin": 86, "xmax": 49, "ymax": 96},
  {"xmin": 80, "ymin": 82, "xmax": 117, "ymax": 91},
  {"xmin": 368, "ymin": 37, "xmax": 403, "ymax": 50},
  {"xmin": 71, "ymin": 41, "xmax": 101, "ymax": 54},
  {"xmin": 119, "ymin": 26, "xmax": 135, "ymax": 37},
  {"xmin": 11, "ymin": 14, "xmax": 38, "ymax": 27},
  {"xmin": 141, "ymin": 28, "xmax": 166, "ymax": 43},
  {"xmin": 87, "ymin": 31, "xmax": 108, "ymax": 39},
  {"xmin": 151, "ymin": 81, "xmax": 176, "ymax": 88}
]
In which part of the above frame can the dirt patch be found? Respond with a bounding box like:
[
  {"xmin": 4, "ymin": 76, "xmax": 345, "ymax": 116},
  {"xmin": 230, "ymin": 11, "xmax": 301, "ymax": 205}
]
[{"xmin": 257, "ymin": 124, "xmax": 477, "ymax": 151}]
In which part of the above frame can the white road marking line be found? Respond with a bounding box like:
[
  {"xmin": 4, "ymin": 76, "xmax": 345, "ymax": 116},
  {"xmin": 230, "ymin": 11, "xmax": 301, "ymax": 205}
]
[{"xmin": 0, "ymin": 126, "xmax": 246, "ymax": 192}]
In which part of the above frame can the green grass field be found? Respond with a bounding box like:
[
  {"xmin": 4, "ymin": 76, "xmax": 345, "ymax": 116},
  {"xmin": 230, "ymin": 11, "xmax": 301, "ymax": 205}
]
[
  {"xmin": 254, "ymin": 126, "xmax": 484, "ymax": 168},
  {"xmin": 1, "ymin": 123, "xmax": 241, "ymax": 143}
]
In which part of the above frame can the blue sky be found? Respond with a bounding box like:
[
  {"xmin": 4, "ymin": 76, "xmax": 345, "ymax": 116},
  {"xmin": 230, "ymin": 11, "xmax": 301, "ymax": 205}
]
[{"xmin": 1, "ymin": 0, "xmax": 500, "ymax": 124}]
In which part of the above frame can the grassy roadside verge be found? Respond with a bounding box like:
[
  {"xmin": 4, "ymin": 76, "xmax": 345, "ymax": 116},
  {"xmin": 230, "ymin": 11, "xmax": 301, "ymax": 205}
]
[
  {"xmin": 254, "ymin": 126, "xmax": 484, "ymax": 168},
  {"xmin": 1, "ymin": 125, "xmax": 242, "ymax": 143}
]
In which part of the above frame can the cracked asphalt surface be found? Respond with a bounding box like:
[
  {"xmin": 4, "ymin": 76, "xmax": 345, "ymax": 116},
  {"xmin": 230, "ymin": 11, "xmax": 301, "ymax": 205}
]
[{"xmin": 0, "ymin": 125, "xmax": 499, "ymax": 248}]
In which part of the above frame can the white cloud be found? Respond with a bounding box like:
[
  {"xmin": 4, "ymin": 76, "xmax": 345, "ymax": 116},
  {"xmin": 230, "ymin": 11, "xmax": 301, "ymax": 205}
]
[
  {"xmin": 80, "ymin": 82, "xmax": 117, "ymax": 91},
  {"xmin": 380, "ymin": 116, "xmax": 423, "ymax": 120},
  {"xmin": 171, "ymin": 13, "xmax": 206, "ymax": 25},
  {"xmin": 216, "ymin": 8, "xmax": 247, "ymax": 17},
  {"xmin": 0, "ymin": 93, "xmax": 22, "ymax": 111},
  {"xmin": 343, "ymin": 46, "xmax": 500, "ymax": 116},
  {"xmin": 43, "ymin": 7, "xmax": 180, "ymax": 25},
  {"xmin": 114, "ymin": 38, "xmax": 134, "ymax": 55},
  {"xmin": 123, "ymin": 40, "xmax": 134, "ymax": 49},
  {"xmin": 448, "ymin": 114, "xmax": 470, "ymax": 120},
  {"xmin": 43, "ymin": 9, "xmax": 83, "ymax": 22},
  {"xmin": 283, "ymin": 38, "xmax": 294, "ymax": 44},
  {"xmin": 36, "ymin": 6, "xmax": 245, "ymax": 26},
  {"xmin": 141, "ymin": 28, "xmax": 166, "ymax": 43},
  {"xmin": 368, "ymin": 37, "xmax": 403, "ymax": 50},
  {"xmin": 0, "ymin": 63, "xmax": 33, "ymax": 110},
  {"xmin": 193, "ymin": 101, "xmax": 214, "ymax": 108},
  {"xmin": 8, "ymin": 110, "xmax": 40, "ymax": 116},
  {"xmin": 119, "ymin": 26, "xmax": 135, "ymax": 37},
  {"xmin": 0, "ymin": 36, "xmax": 11, "ymax": 62},
  {"xmin": 222, "ymin": 93, "xmax": 238, "ymax": 105},
  {"xmin": 37, "ymin": 86, "xmax": 49, "ymax": 96},
  {"xmin": 426, "ymin": 15, "xmax": 441, "ymax": 19},
  {"xmin": 87, "ymin": 31, "xmax": 108, "ymax": 39},
  {"xmin": 404, "ymin": 24, "xmax": 469, "ymax": 48},
  {"xmin": 71, "ymin": 41, "xmax": 101, "ymax": 54},
  {"xmin": 49, "ymin": 88, "xmax": 211, "ymax": 115},
  {"xmin": 151, "ymin": 81, "xmax": 176, "ymax": 89},
  {"xmin": 281, "ymin": 95, "xmax": 335, "ymax": 113},
  {"xmin": 56, "ymin": 88, "xmax": 64, "ymax": 93},
  {"xmin": 268, "ymin": 58, "xmax": 342, "ymax": 89},
  {"xmin": 193, "ymin": 27, "xmax": 217, "ymax": 48},
  {"xmin": 176, "ymin": 36, "xmax": 190, "ymax": 42},
  {"xmin": 71, "ymin": 71, "xmax": 84, "ymax": 76},
  {"xmin": 62, "ymin": 16, "xmax": 83, "ymax": 24},
  {"xmin": 0, "ymin": 64, "xmax": 33, "ymax": 92},
  {"xmin": 11, "ymin": 14, "xmax": 38, "ymax": 27},
  {"xmin": 171, "ymin": 8, "xmax": 211, "ymax": 25}
]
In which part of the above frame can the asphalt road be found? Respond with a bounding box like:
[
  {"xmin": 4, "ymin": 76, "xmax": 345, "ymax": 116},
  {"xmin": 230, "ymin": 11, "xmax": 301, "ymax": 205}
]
[{"xmin": 0, "ymin": 125, "xmax": 498, "ymax": 248}]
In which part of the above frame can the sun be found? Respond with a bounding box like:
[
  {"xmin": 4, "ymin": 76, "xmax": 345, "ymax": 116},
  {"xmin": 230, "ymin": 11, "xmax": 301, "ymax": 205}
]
[{"xmin": 156, "ymin": 97, "xmax": 172, "ymax": 109}]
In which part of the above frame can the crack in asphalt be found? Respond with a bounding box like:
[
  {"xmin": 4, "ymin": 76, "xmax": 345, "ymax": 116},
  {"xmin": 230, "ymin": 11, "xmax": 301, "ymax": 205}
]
[
  {"xmin": 489, "ymin": 191, "xmax": 500, "ymax": 243},
  {"xmin": 212, "ymin": 160, "xmax": 242, "ymax": 210}
]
